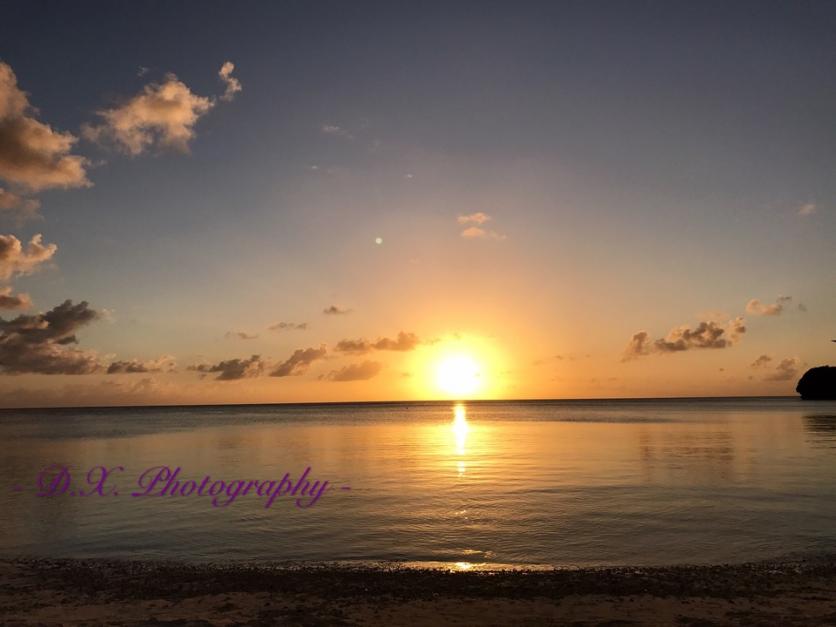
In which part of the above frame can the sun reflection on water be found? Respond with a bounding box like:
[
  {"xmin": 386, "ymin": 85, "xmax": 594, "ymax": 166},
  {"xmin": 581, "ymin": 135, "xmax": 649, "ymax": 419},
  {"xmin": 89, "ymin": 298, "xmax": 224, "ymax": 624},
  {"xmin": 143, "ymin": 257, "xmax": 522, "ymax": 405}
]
[{"xmin": 452, "ymin": 403, "xmax": 469, "ymax": 476}]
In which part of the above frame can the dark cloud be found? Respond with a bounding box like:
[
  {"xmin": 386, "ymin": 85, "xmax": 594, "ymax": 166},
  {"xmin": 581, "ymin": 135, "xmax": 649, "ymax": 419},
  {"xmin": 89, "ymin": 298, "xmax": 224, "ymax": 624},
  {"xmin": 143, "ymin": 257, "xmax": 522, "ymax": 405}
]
[
  {"xmin": 323, "ymin": 305, "xmax": 351, "ymax": 315},
  {"xmin": 107, "ymin": 355, "xmax": 176, "ymax": 374},
  {"xmin": 0, "ymin": 300, "xmax": 101, "ymax": 374},
  {"xmin": 268, "ymin": 321, "xmax": 308, "ymax": 332},
  {"xmin": 189, "ymin": 355, "xmax": 264, "ymax": 381},
  {"xmin": 324, "ymin": 360, "xmax": 382, "ymax": 382},
  {"xmin": 0, "ymin": 62, "xmax": 90, "ymax": 191},
  {"xmin": 270, "ymin": 345, "xmax": 327, "ymax": 377},
  {"xmin": 335, "ymin": 338, "xmax": 371, "ymax": 354},
  {"xmin": 335, "ymin": 331, "xmax": 420, "ymax": 354},
  {"xmin": 623, "ymin": 317, "xmax": 746, "ymax": 360}
]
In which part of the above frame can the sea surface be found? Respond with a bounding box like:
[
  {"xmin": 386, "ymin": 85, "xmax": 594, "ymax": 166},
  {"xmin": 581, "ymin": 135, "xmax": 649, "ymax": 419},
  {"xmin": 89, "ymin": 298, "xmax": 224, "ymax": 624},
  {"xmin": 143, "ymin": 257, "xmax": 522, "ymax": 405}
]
[{"xmin": 2, "ymin": 398, "xmax": 836, "ymax": 568}]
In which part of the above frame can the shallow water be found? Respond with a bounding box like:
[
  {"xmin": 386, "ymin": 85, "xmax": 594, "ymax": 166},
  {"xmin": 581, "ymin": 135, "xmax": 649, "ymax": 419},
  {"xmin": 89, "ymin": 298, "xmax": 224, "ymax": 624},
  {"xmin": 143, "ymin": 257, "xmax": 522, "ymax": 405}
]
[{"xmin": 2, "ymin": 398, "xmax": 836, "ymax": 567}]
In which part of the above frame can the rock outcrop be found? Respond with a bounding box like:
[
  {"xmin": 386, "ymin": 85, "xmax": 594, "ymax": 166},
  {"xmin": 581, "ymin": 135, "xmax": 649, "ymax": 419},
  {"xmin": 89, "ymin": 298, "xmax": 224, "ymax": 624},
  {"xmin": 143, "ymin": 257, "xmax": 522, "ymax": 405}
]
[{"xmin": 797, "ymin": 366, "xmax": 836, "ymax": 400}]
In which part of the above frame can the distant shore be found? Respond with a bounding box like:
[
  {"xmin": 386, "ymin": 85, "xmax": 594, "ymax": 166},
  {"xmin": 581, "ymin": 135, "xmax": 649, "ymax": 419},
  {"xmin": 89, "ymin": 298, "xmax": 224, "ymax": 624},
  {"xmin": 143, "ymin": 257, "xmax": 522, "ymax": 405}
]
[{"xmin": 3, "ymin": 556, "xmax": 836, "ymax": 625}]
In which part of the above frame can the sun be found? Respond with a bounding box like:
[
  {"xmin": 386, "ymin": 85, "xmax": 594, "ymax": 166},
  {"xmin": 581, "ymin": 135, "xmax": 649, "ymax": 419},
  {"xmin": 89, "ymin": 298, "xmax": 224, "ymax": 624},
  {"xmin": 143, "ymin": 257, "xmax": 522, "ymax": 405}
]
[{"xmin": 435, "ymin": 354, "xmax": 482, "ymax": 397}]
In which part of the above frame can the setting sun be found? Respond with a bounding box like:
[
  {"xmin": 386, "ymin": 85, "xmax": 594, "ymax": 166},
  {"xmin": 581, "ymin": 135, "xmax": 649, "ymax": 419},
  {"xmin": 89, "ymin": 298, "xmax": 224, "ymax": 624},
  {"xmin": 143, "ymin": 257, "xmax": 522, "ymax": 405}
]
[{"xmin": 435, "ymin": 354, "xmax": 482, "ymax": 397}]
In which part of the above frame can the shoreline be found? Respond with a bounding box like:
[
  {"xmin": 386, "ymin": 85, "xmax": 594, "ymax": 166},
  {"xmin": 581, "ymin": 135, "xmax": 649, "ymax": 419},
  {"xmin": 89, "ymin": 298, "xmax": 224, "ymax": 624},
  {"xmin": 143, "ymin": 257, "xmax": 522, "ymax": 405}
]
[{"xmin": 3, "ymin": 555, "xmax": 836, "ymax": 625}]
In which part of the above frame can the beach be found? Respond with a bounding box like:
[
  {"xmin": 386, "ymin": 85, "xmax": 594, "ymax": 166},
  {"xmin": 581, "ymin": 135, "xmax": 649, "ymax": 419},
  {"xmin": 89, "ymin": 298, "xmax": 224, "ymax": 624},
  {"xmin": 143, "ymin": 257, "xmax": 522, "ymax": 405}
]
[{"xmin": 3, "ymin": 556, "xmax": 836, "ymax": 625}]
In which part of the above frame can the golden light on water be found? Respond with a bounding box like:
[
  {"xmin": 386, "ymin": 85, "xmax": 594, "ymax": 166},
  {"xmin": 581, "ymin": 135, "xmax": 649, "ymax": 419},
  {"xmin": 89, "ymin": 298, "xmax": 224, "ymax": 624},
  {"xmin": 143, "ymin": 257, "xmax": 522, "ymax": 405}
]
[{"xmin": 452, "ymin": 403, "xmax": 469, "ymax": 476}]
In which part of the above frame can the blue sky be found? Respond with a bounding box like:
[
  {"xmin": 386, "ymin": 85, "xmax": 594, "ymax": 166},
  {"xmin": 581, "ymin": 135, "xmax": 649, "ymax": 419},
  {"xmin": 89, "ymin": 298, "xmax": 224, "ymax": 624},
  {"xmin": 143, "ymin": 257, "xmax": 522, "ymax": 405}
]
[{"xmin": 0, "ymin": 1, "xmax": 833, "ymax": 405}]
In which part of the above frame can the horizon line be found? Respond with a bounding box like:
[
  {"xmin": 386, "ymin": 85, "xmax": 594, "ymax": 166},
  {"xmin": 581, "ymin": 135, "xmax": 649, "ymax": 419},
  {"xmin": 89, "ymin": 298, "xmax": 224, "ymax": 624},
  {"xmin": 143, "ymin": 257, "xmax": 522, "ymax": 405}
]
[{"xmin": 0, "ymin": 394, "xmax": 801, "ymax": 413}]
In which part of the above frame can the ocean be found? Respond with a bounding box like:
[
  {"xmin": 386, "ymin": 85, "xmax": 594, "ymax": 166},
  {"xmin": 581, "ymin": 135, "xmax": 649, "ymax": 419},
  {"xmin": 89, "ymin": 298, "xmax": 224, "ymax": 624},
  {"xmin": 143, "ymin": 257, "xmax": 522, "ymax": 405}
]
[{"xmin": 2, "ymin": 397, "xmax": 836, "ymax": 568}]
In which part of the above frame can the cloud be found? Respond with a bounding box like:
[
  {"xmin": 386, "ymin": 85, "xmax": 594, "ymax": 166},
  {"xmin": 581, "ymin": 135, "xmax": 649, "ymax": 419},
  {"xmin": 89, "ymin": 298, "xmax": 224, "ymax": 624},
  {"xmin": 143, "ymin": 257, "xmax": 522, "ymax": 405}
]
[
  {"xmin": 460, "ymin": 226, "xmax": 506, "ymax": 240},
  {"xmin": 83, "ymin": 73, "xmax": 214, "ymax": 155},
  {"xmin": 189, "ymin": 354, "xmax": 264, "ymax": 381},
  {"xmin": 745, "ymin": 296, "xmax": 792, "ymax": 317},
  {"xmin": 0, "ymin": 300, "xmax": 102, "ymax": 374},
  {"xmin": 334, "ymin": 338, "xmax": 371, "ymax": 354},
  {"xmin": 218, "ymin": 61, "xmax": 241, "ymax": 102},
  {"xmin": 764, "ymin": 357, "xmax": 802, "ymax": 382},
  {"xmin": 335, "ymin": 331, "xmax": 421, "ymax": 354},
  {"xmin": 323, "ymin": 305, "xmax": 351, "ymax": 315},
  {"xmin": 268, "ymin": 321, "xmax": 308, "ymax": 332},
  {"xmin": 323, "ymin": 360, "xmax": 382, "ymax": 382},
  {"xmin": 225, "ymin": 330, "xmax": 258, "ymax": 340},
  {"xmin": 457, "ymin": 212, "xmax": 506, "ymax": 240},
  {"xmin": 0, "ymin": 233, "xmax": 57, "ymax": 280},
  {"xmin": 798, "ymin": 202, "xmax": 816, "ymax": 216},
  {"xmin": 107, "ymin": 355, "xmax": 176, "ymax": 374},
  {"xmin": 750, "ymin": 354, "xmax": 802, "ymax": 381},
  {"xmin": 0, "ymin": 188, "xmax": 41, "ymax": 222},
  {"xmin": 0, "ymin": 286, "xmax": 30, "ymax": 310},
  {"xmin": 750, "ymin": 354, "xmax": 772, "ymax": 369},
  {"xmin": 623, "ymin": 317, "xmax": 746, "ymax": 360},
  {"xmin": 270, "ymin": 345, "xmax": 327, "ymax": 377},
  {"xmin": 457, "ymin": 212, "xmax": 492, "ymax": 225},
  {"xmin": 320, "ymin": 124, "xmax": 353, "ymax": 139},
  {"xmin": 0, "ymin": 62, "xmax": 90, "ymax": 191}
]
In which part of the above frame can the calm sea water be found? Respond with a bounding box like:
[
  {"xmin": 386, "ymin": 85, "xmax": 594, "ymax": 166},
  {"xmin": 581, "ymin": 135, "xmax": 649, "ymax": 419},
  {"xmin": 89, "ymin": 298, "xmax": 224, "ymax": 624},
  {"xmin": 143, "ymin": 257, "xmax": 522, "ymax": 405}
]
[{"xmin": 2, "ymin": 398, "xmax": 836, "ymax": 568}]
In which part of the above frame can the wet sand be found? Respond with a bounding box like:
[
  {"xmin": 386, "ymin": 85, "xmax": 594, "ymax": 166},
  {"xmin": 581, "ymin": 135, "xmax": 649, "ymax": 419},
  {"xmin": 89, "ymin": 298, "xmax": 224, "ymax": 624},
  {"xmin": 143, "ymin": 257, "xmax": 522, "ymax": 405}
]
[{"xmin": 2, "ymin": 556, "xmax": 836, "ymax": 625}]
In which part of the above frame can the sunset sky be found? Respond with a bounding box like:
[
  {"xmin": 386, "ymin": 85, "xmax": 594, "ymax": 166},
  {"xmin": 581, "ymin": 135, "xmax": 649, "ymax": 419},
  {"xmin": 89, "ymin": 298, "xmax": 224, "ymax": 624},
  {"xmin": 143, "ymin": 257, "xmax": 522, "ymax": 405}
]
[{"xmin": 0, "ymin": 1, "xmax": 833, "ymax": 407}]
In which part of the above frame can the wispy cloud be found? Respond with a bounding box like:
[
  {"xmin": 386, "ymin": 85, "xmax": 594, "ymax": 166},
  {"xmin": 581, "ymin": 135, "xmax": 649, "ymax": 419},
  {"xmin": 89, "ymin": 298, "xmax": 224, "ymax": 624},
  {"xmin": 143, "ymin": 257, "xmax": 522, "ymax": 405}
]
[
  {"xmin": 108, "ymin": 355, "xmax": 176, "ymax": 374},
  {"xmin": 270, "ymin": 345, "xmax": 327, "ymax": 377},
  {"xmin": 457, "ymin": 212, "xmax": 492, "ymax": 225},
  {"xmin": 268, "ymin": 321, "xmax": 308, "ymax": 332},
  {"xmin": 0, "ymin": 286, "xmax": 30, "ymax": 310},
  {"xmin": 225, "ymin": 331, "xmax": 258, "ymax": 340},
  {"xmin": 797, "ymin": 202, "xmax": 816, "ymax": 216},
  {"xmin": 189, "ymin": 355, "xmax": 264, "ymax": 381},
  {"xmin": 0, "ymin": 188, "xmax": 41, "ymax": 223},
  {"xmin": 218, "ymin": 61, "xmax": 242, "ymax": 102},
  {"xmin": 335, "ymin": 331, "xmax": 421, "ymax": 354},
  {"xmin": 750, "ymin": 354, "xmax": 772, "ymax": 369},
  {"xmin": 752, "ymin": 355, "xmax": 802, "ymax": 381},
  {"xmin": 323, "ymin": 360, "xmax": 382, "ymax": 382},
  {"xmin": 320, "ymin": 124, "xmax": 353, "ymax": 139},
  {"xmin": 457, "ymin": 212, "xmax": 506, "ymax": 240},
  {"xmin": 323, "ymin": 305, "xmax": 351, "ymax": 315},
  {"xmin": 745, "ymin": 296, "xmax": 792, "ymax": 317}
]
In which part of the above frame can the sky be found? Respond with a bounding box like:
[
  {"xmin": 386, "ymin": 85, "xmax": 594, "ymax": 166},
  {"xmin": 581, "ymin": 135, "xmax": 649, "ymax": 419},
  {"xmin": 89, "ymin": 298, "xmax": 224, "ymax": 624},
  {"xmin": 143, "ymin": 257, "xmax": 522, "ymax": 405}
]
[{"xmin": 0, "ymin": 0, "xmax": 833, "ymax": 407}]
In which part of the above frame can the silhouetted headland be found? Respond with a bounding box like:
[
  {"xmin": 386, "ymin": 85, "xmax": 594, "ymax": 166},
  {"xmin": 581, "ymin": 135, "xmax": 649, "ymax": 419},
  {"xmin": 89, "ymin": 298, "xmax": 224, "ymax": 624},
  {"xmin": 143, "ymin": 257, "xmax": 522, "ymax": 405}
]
[{"xmin": 797, "ymin": 366, "xmax": 836, "ymax": 400}]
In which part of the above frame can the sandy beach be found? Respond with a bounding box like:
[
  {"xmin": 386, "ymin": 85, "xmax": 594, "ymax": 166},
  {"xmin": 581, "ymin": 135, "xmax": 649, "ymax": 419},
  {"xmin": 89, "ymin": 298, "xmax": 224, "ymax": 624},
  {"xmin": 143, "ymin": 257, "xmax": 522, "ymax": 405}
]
[{"xmin": 3, "ymin": 556, "xmax": 836, "ymax": 626}]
